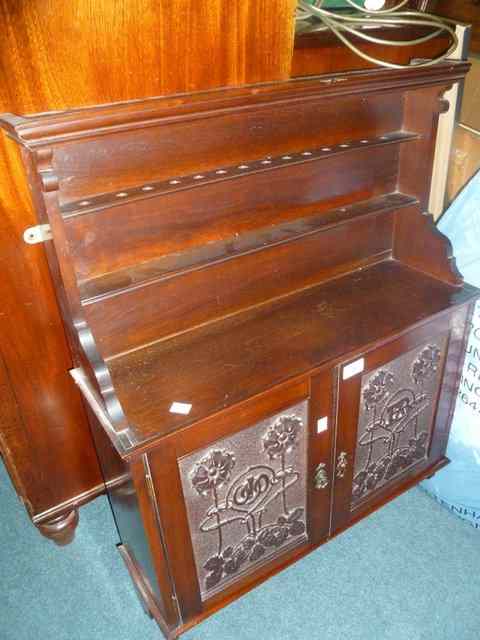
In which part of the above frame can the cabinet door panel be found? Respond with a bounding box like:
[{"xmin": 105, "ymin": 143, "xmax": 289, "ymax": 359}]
[
  {"xmin": 178, "ymin": 399, "xmax": 309, "ymax": 601},
  {"xmin": 148, "ymin": 376, "xmax": 334, "ymax": 620},
  {"xmin": 350, "ymin": 336, "xmax": 447, "ymax": 508},
  {"xmin": 331, "ymin": 314, "xmax": 463, "ymax": 533}
]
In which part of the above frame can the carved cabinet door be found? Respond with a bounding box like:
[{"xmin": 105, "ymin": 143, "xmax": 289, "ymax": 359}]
[
  {"xmin": 330, "ymin": 311, "xmax": 468, "ymax": 534},
  {"xmin": 147, "ymin": 378, "xmax": 334, "ymax": 621}
]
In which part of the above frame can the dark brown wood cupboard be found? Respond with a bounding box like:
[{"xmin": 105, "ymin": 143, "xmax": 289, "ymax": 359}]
[{"xmin": 1, "ymin": 59, "xmax": 477, "ymax": 637}]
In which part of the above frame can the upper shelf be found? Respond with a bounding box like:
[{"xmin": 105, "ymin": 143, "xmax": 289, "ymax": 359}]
[
  {"xmin": 107, "ymin": 260, "xmax": 478, "ymax": 446},
  {"xmin": 61, "ymin": 131, "xmax": 418, "ymax": 218}
]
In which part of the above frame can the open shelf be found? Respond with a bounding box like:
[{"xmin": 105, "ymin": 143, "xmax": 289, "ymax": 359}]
[
  {"xmin": 107, "ymin": 260, "xmax": 477, "ymax": 444},
  {"xmin": 79, "ymin": 192, "xmax": 417, "ymax": 303},
  {"xmin": 61, "ymin": 131, "xmax": 419, "ymax": 219}
]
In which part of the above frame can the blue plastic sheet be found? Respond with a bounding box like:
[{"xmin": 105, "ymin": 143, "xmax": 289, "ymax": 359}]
[{"xmin": 421, "ymin": 170, "xmax": 480, "ymax": 530}]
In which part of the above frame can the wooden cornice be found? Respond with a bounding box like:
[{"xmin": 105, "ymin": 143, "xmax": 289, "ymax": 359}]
[{"xmin": 0, "ymin": 61, "xmax": 470, "ymax": 147}]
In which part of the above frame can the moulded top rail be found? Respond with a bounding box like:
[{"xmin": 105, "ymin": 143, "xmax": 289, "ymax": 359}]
[{"xmin": 0, "ymin": 61, "xmax": 469, "ymax": 146}]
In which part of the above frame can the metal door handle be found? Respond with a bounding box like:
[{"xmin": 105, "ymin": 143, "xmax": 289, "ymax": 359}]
[
  {"xmin": 314, "ymin": 463, "xmax": 329, "ymax": 490},
  {"xmin": 336, "ymin": 452, "xmax": 348, "ymax": 479}
]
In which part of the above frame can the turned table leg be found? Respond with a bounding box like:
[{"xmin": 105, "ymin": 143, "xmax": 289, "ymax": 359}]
[{"xmin": 37, "ymin": 508, "xmax": 79, "ymax": 545}]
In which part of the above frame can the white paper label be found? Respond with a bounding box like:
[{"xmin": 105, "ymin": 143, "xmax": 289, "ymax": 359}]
[
  {"xmin": 316, "ymin": 417, "xmax": 328, "ymax": 434},
  {"xmin": 342, "ymin": 357, "xmax": 365, "ymax": 380},
  {"xmin": 169, "ymin": 402, "xmax": 192, "ymax": 415},
  {"xmin": 364, "ymin": 0, "xmax": 386, "ymax": 10}
]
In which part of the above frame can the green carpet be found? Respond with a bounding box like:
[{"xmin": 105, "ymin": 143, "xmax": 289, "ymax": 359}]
[{"xmin": 1, "ymin": 459, "xmax": 479, "ymax": 640}]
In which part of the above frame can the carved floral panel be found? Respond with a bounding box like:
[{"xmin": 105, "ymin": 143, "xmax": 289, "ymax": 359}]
[
  {"xmin": 351, "ymin": 336, "xmax": 448, "ymax": 509},
  {"xmin": 178, "ymin": 400, "xmax": 308, "ymax": 600}
]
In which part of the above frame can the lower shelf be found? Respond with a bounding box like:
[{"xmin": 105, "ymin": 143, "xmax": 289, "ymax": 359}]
[{"xmin": 107, "ymin": 259, "xmax": 477, "ymax": 443}]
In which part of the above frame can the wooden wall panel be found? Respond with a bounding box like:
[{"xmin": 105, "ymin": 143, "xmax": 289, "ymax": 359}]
[{"xmin": 0, "ymin": 0, "xmax": 296, "ymax": 113}]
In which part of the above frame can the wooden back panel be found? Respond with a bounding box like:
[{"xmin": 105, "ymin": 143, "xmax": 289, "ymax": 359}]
[
  {"xmin": 13, "ymin": 84, "xmax": 412, "ymax": 360},
  {"xmin": 66, "ymin": 142, "xmax": 402, "ymax": 282},
  {"xmin": 84, "ymin": 203, "xmax": 399, "ymax": 357},
  {"xmin": 54, "ymin": 93, "xmax": 402, "ymax": 203},
  {"xmin": 1, "ymin": 62, "xmax": 469, "ymax": 372}
]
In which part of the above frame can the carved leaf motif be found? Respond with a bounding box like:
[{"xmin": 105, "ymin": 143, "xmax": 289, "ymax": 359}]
[
  {"xmin": 204, "ymin": 555, "xmax": 223, "ymax": 572},
  {"xmin": 288, "ymin": 520, "xmax": 306, "ymax": 536},
  {"xmin": 242, "ymin": 535, "xmax": 256, "ymax": 551},
  {"xmin": 249, "ymin": 544, "xmax": 266, "ymax": 562},
  {"xmin": 205, "ymin": 569, "xmax": 223, "ymax": 591},
  {"xmin": 258, "ymin": 525, "xmax": 289, "ymax": 548},
  {"xmin": 411, "ymin": 345, "xmax": 442, "ymax": 385},
  {"xmin": 286, "ymin": 507, "xmax": 303, "ymax": 523},
  {"xmin": 224, "ymin": 558, "xmax": 239, "ymax": 575},
  {"xmin": 234, "ymin": 548, "xmax": 248, "ymax": 565}
]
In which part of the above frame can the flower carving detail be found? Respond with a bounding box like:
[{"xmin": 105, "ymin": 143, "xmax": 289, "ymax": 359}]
[
  {"xmin": 363, "ymin": 370, "xmax": 395, "ymax": 410},
  {"xmin": 187, "ymin": 406, "xmax": 307, "ymax": 596},
  {"xmin": 412, "ymin": 345, "xmax": 441, "ymax": 385},
  {"xmin": 263, "ymin": 415, "xmax": 302, "ymax": 459},
  {"xmin": 191, "ymin": 449, "xmax": 236, "ymax": 496}
]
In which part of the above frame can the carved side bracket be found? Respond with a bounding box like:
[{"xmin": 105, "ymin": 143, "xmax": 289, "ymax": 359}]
[
  {"xmin": 73, "ymin": 319, "xmax": 136, "ymax": 452},
  {"xmin": 393, "ymin": 205, "xmax": 463, "ymax": 287},
  {"xmin": 34, "ymin": 148, "xmax": 59, "ymax": 192}
]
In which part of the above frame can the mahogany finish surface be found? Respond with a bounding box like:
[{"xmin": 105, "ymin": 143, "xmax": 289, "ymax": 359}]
[
  {"xmin": 0, "ymin": 0, "xmax": 465, "ymax": 546},
  {"xmin": 0, "ymin": 0, "xmax": 296, "ymax": 541},
  {"xmin": 2, "ymin": 60, "xmax": 477, "ymax": 638},
  {"xmin": 0, "ymin": 0, "xmax": 296, "ymax": 112}
]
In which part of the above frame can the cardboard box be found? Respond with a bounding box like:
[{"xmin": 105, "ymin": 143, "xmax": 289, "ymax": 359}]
[{"xmin": 460, "ymin": 56, "xmax": 480, "ymax": 131}]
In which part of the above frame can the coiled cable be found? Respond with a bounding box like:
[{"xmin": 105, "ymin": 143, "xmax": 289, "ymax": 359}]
[{"xmin": 296, "ymin": 0, "xmax": 458, "ymax": 69}]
